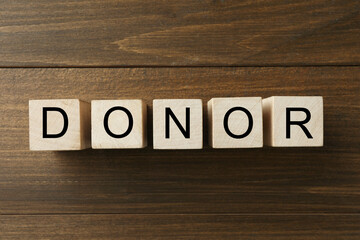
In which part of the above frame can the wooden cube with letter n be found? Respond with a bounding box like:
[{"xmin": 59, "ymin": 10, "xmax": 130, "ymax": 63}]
[
  {"xmin": 207, "ymin": 97, "xmax": 263, "ymax": 148},
  {"xmin": 262, "ymin": 96, "xmax": 323, "ymax": 147},
  {"xmin": 153, "ymin": 99, "xmax": 203, "ymax": 149},
  {"xmin": 91, "ymin": 99, "xmax": 147, "ymax": 149},
  {"xmin": 29, "ymin": 99, "xmax": 91, "ymax": 150}
]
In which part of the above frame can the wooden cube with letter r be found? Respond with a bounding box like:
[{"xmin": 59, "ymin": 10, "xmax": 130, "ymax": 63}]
[
  {"xmin": 262, "ymin": 96, "xmax": 323, "ymax": 147},
  {"xmin": 29, "ymin": 99, "xmax": 91, "ymax": 150}
]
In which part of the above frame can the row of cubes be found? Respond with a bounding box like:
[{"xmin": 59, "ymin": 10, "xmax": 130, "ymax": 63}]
[{"xmin": 29, "ymin": 97, "xmax": 323, "ymax": 150}]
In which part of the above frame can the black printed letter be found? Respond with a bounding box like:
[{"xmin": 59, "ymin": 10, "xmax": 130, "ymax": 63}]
[
  {"xmin": 43, "ymin": 107, "xmax": 68, "ymax": 138},
  {"xmin": 104, "ymin": 107, "xmax": 133, "ymax": 138},
  {"xmin": 165, "ymin": 107, "xmax": 190, "ymax": 138},
  {"xmin": 286, "ymin": 107, "xmax": 313, "ymax": 139},
  {"xmin": 223, "ymin": 107, "xmax": 253, "ymax": 139}
]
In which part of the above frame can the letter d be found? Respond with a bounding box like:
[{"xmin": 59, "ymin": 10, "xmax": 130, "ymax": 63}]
[{"xmin": 43, "ymin": 107, "xmax": 68, "ymax": 138}]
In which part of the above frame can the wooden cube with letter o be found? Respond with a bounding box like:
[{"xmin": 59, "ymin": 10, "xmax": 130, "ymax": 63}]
[
  {"xmin": 91, "ymin": 99, "xmax": 147, "ymax": 149},
  {"xmin": 207, "ymin": 97, "xmax": 263, "ymax": 148}
]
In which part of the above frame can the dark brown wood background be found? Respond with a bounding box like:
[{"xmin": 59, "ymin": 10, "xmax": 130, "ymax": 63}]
[{"xmin": 1, "ymin": 1, "xmax": 359, "ymax": 239}]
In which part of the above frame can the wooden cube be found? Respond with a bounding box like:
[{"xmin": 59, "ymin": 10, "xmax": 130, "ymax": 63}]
[
  {"xmin": 262, "ymin": 96, "xmax": 323, "ymax": 147},
  {"xmin": 207, "ymin": 97, "xmax": 263, "ymax": 148},
  {"xmin": 153, "ymin": 99, "xmax": 203, "ymax": 149},
  {"xmin": 91, "ymin": 100, "xmax": 147, "ymax": 149},
  {"xmin": 29, "ymin": 99, "xmax": 90, "ymax": 151}
]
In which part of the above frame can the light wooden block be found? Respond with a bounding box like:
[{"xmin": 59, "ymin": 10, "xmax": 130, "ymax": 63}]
[
  {"xmin": 91, "ymin": 100, "xmax": 147, "ymax": 149},
  {"xmin": 153, "ymin": 99, "xmax": 203, "ymax": 149},
  {"xmin": 207, "ymin": 97, "xmax": 263, "ymax": 148},
  {"xmin": 262, "ymin": 96, "xmax": 323, "ymax": 147},
  {"xmin": 29, "ymin": 99, "xmax": 90, "ymax": 151}
]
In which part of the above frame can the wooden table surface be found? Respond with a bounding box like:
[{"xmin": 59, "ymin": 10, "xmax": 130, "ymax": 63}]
[{"xmin": 1, "ymin": 1, "xmax": 359, "ymax": 239}]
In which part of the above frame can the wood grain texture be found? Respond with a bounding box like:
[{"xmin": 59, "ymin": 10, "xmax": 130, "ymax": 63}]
[
  {"xmin": 2, "ymin": 214, "xmax": 360, "ymax": 240},
  {"xmin": 0, "ymin": 0, "xmax": 359, "ymax": 67},
  {"xmin": 0, "ymin": 67, "xmax": 359, "ymax": 216}
]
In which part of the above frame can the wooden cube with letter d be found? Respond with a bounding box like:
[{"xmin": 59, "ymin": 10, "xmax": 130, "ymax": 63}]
[{"xmin": 29, "ymin": 99, "xmax": 91, "ymax": 150}]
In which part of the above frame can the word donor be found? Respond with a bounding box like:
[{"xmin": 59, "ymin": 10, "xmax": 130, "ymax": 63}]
[{"xmin": 29, "ymin": 97, "xmax": 323, "ymax": 150}]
